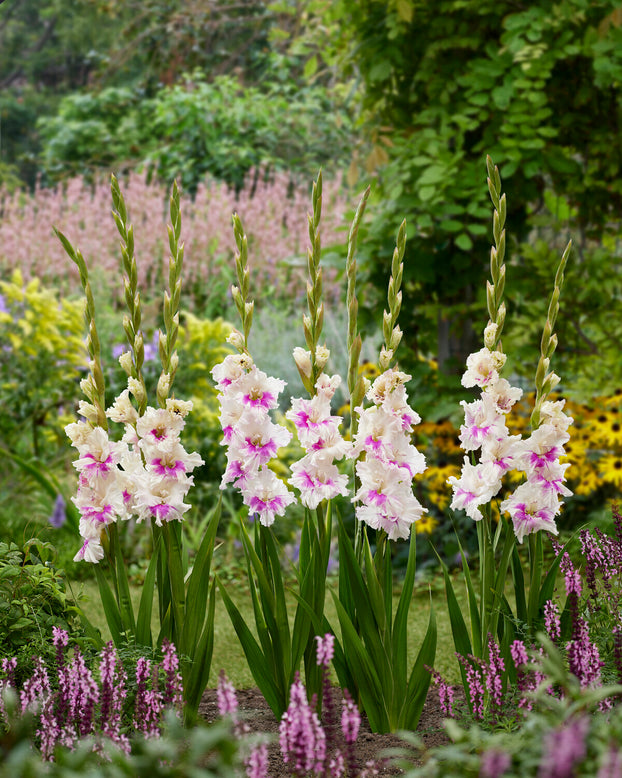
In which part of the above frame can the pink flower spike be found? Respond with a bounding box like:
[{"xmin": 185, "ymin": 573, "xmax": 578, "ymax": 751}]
[{"xmin": 316, "ymin": 634, "xmax": 335, "ymax": 667}]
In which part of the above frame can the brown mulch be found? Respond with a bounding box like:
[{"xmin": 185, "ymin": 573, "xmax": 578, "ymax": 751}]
[{"xmin": 199, "ymin": 685, "xmax": 452, "ymax": 776}]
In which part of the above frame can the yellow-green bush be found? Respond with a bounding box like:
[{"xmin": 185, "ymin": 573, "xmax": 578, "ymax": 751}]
[{"xmin": 0, "ymin": 270, "xmax": 86, "ymax": 457}]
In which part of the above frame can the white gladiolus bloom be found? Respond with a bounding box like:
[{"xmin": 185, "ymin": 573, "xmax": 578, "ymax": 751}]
[
  {"xmin": 538, "ymin": 399, "xmax": 573, "ymax": 435},
  {"xmin": 353, "ymin": 369, "xmax": 427, "ymax": 539},
  {"xmin": 133, "ymin": 474, "xmax": 193, "ymax": 525},
  {"xmin": 106, "ymin": 389, "xmax": 139, "ymax": 425},
  {"xmin": 499, "ymin": 482, "xmax": 560, "ymax": 543},
  {"xmin": 74, "ymin": 536, "xmax": 104, "ymax": 563},
  {"xmin": 461, "ymin": 347, "xmax": 506, "ymax": 389},
  {"xmin": 450, "ymin": 340, "xmax": 573, "ymax": 544},
  {"xmin": 243, "ymin": 468, "xmax": 296, "ymax": 527},
  {"xmin": 290, "ymin": 457, "xmax": 349, "ymax": 510},
  {"xmin": 288, "ymin": 373, "xmax": 352, "ymax": 509},
  {"xmin": 448, "ymin": 458, "xmax": 502, "ymax": 522},
  {"xmin": 136, "ymin": 407, "xmax": 185, "ymax": 445},
  {"xmin": 68, "ymin": 380, "xmax": 204, "ymax": 561},
  {"xmin": 213, "ymin": 352, "xmax": 294, "ymax": 525},
  {"xmin": 459, "ymin": 396, "xmax": 507, "ymax": 451},
  {"xmin": 211, "ymin": 353, "xmax": 253, "ymax": 389},
  {"xmin": 485, "ymin": 378, "xmax": 523, "ymax": 414}
]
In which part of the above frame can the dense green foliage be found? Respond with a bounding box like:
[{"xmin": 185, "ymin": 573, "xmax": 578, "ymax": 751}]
[
  {"xmin": 0, "ymin": 538, "xmax": 85, "ymax": 684},
  {"xmin": 0, "ymin": 271, "xmax": 86, "ymax": 458},
  {"xmin": 271, "ymin": 0, "xmax": 622, "ymax": 391},
  {"xmin": 38, "ymin": 71, "xmax": 355, "ymax": 192},
  {"xmin": 0, "ymin": 704, "xmax": 241, "ymax": 777}
]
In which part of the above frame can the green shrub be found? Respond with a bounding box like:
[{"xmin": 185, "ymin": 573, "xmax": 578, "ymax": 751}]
[
  {"xmin": 0, "ymin": 270, "xmax": 86, "ymax": 459},
  {"xmin": 37, "ymin": 72, "xmax": 355, "ymax": 193},
  {"xmin": 0, "ymin": 539, "xmax": 88, "ymax": 685}
]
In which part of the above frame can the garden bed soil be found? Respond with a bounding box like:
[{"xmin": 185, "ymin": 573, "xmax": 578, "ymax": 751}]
[{"xmin": 199, "ymin": 685, "xmax": 451, "ymax": 776}]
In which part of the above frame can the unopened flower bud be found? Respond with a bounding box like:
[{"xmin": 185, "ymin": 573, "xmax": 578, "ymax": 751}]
[
  {"xmin": 156, "ymin": 372, "xmax": 171, "ymax": 399},
  {"xmin": 128, "ymin": 376, "xmax": 146, "ymax": 405},
  {"xmin": 484, "ymin": 322, "xmax": 498, "ymax": 350},
  {"xmin": 315, "ymin": 345, "xmax": 330, "ymax": 370},
  {"xmin": 119, "ymin": 350, "xmax": 133, "ymax": 375},
  {"xmin": 388, "ymin": 325, "xmax": 402, "ymax": 351},
  {"xmin": 379, "ymin": 346, "xmax": 393, "ymax": 371},
  {"xmin": 79, "ymin": 376, "xmax": 96, "ymax": 401},
  {"xmin": 226, "ymin": 329, "xmax": 245, "ymax": 351},
  {"xmin": 293, "ymin": 347, "xmax": 312, "ymax": 378},
  {"xmin": 169, "ymin": 352, "xmax": 179, "ymax": 374},
  {"xmin": 78, "ymin": 400, "xmax": 99, "ymax": 424},
  {"xmin": 106, "ymin": 389, "xmax": 138, "ymax": 424},
  {"xmin": 543, "ymin": 372, "xmax": 561, "ymax": 393}
]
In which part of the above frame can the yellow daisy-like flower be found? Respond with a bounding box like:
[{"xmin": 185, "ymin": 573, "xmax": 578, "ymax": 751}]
[
  {"xmin": 425, "ymin": 463, "xmax": 460, "ymax": 489},
  {"xmin": 415, "ymin": 514, "xmax": 439, "ymax": 534},
  {"xmin": 588, "ymin": 410, "xmax": 622, "ymax": 448},
  {"xmin": 601, "ymin": 389, "xmax": 622, "ymax": 408},
  {"xmin": 599, "ymin": 454, "xmax": 622, "ymax": 489},
  {"xmin": 559, "ymin": 438, "xmax": 588, "ymax": 469},
  {"xmin": 572, "ymin": 464, "xmax": 603, "ymax": 496}
]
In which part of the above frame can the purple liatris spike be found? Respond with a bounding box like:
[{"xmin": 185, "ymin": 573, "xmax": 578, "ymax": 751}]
[
  {"xmin": 341, "ymin": 688, "xmax": 360, "ymax": 744},
  {"xmin": 1, "ymin": 657, "xmax": 17, "ymax": 690},
  {"xmin": 161, "ymin": 639, "xmax": 183, "ymax": 712},
  {"xmin": 538, "ymin": 716, "xmax": 589, "ymax": 778},
  {"xmin": 280, "ymin": 673, "xmax": 326, "ymax": 774},
  {"xmin": 484, "ymin": 635, "xmax": 505, "ymax": 711},
  {"xmin": 98, "ymin": 641, "xmax": 129, "ymax": 752},
  {"xmin": 560, "ymin": 551, "xmax": 582, "ymax": 598},
  {"xmin": 316, "ymin": 633, "xmax": 335, "ymax": 668},
  {"xmin": 245, "ymin": 742, "xmax": 269, "ymax": 778},
  {"xmin": 217, "ymin": 670, "xmax": 239, "ymax": 719},
  {"xmin": 133, "ymin": 657, "xmax": 163, "ymax": 738},
  {"xmin": 38, "ymin": 695, "xmax": 61, "ymax": 761},
  {"xmin": 66, "ymin": 649, "xmax": 99, "ymax": 737},
  {"xmin": 598, "ymin": 746, "xmax": 622, "ymax": 778},
  {"xmin": 20, "ymin": 656, "xmax": 51, "ymax": 714},
  {"xmin": 456, "ymin": 653, "xmax": 485, "ymax": 719},
  {"xmin": 544, "ymin": 600, "xmax": 561, "ymax": 641},
  {"xmin": 480, "ymin": 749, "xmax": 511, "ymax": 778},
  {"xmin": 48, "ymin": 493, "xmax": 67, "ymax": 528},
  {"xmin": 567, "ymin": 617, "xmax": 603, "ymax": 690},
  {"xmin": 426, "ymin": 666, "xmax": 455, "ymax": 717}
]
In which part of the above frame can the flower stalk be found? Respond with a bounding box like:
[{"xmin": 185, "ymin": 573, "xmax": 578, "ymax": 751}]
[
  {"xmin": 111, "ymin": 174, "xmax": 147, "ymax": 414},
  {"xmin": 157, "ymin": 180, "xmax": 185, "ymax": 407}
]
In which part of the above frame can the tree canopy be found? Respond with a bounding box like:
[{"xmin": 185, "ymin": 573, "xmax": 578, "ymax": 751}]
[{"xmin": 271, "ymin": 0, "xmax": 622, "ymax": 390}]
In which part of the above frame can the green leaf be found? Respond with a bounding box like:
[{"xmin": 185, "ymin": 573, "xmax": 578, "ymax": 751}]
[
  {"xmin": 183, "ymin": 579, "xmax": 217, "ymax": 723},
  {"xmin": 401, "ymin": 600, "xmax": 436, "ymax": 729},
  {"xmin": 418, "ymin": 165, "xmax": 446, "ymax": 186},
  {"xmin": 109, "ymin": 524, "xmax": 136, "ymax": 639},
  {"xmin": 135, "ymin": 535, "xmax": 160, "ymax": 648},
  {"xmin": 166, "ymin": 521, "xmax": 187, "ymax": 643},
  {"xmin": 511, "ymin": 546, "xmax": 527, "ymax": 626},
  {"xmin": 95, "ymin": 565, "xmax": 124, "ymax": 646},
  {"xmin": 181, "ymin": 499, "xmax": 221, "ymax": 660},
  {"xmin": 392, "ymin": 534, "xmax": 416, "ymax": 695},
  {"xmin": 216, "ymin": 577, "xmax": 284, "ymax": 717},
  {"xmin": 330, "ymin": 592, "xmax": 390, "ymax": 733},
  {"xmin": 455, "ymin": 233, "xmax": 473, "ymax": 251},
  {"xmin": 439, "ymin": 219, "xmax": 464, "ymax": 233},
  {"xmin": 303, "ymin": 55, "xmax": 318, "ymax": 79}
]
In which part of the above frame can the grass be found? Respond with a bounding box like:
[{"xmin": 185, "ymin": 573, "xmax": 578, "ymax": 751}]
[{"xmin": 75, "ymin": 573, "xmax": 462, "ymax": 690}]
